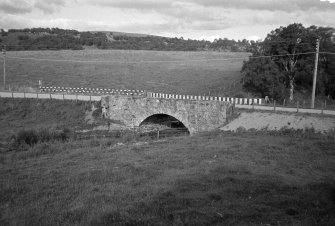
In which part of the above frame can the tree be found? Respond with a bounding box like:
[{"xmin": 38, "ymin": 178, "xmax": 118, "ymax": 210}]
[
  {"xmin": 241, "ymin": 57, "xmax": 286, "ymax": 100},
  {"xmin": 263, "ymin": 23, "xmax": 315, "ymax": 101},
  {"xmin": 241, "ymin": 23, "xmax": 335, "ymax": 101}
]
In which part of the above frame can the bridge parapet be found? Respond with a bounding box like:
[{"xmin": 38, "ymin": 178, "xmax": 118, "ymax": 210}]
[{"xmin": 147, "ymin": 92, "xmax": 263, "ymax": 105}]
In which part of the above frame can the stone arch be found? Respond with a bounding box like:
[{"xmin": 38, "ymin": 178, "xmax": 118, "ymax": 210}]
[{"xmin": 135, "ymin": 112, "xmax": 193, "ymax": 134}]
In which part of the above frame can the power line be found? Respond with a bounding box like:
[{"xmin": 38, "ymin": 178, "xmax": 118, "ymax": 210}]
[
  {"xmin": 319, "ymin": 51, "xmax": 335, "ymax": 55},
  {"xmin": 249, "ymin": 52, "xmax": 316, "ymax": 59}
]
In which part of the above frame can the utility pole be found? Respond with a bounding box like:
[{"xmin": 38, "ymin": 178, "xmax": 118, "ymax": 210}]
[
  {"xmin": 311, "ymin": 38, "xmax": 320, "ymax": 109},
  {"xmin": 2, "ymin": 45, "xmax": 5, "ymax": 90}
]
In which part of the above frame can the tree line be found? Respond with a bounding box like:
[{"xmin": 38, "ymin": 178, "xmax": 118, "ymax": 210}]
[
  {"xmin": 0, "ymin": 28, "xmax": 258, "ymax": 52},
  {"xmin": 241, "ymin": 23, "xmax": 335, "ymax": 101}
]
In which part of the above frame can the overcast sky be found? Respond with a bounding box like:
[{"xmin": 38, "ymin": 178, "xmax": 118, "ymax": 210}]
[{"xmin": 0, "ymin": 0, "xmax": 335, "ymax": 41}]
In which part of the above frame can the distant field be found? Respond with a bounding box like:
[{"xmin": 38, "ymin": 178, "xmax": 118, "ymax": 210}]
[{"xmin": 1, "ymin": 50, "xmax": 250, "ymax": 96}]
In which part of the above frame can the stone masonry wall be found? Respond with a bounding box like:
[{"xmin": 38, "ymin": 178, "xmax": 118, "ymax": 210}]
[{"xmin": 101, "ymin": 95, "xmax": 233, "ymax": 134}]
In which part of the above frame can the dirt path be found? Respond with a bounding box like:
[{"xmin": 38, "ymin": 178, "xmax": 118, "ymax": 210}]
[{"xmin": 221, "ymin": 111, "xmax": 335, "ymax": 133}]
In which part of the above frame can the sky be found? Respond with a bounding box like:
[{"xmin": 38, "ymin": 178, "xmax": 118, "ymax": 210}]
[{"xmin": 0, "ymin": 0, "xmax": 335, "ymax": 41}]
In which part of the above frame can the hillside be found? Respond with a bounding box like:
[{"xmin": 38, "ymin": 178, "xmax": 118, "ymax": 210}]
[{"xmin": 0, "ymin": 28, "xmax": 255, "ymax": 52}]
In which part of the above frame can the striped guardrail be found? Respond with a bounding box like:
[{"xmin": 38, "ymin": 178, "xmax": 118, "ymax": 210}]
[
  {"xmin": 38, "ymin": 86, "xmax": 263, "ymax": 105},
  {"xmin": 39, "ymin": 86, "xmax": 146, "ymax": 96},
  {"xmin": 147, "ymin": 92, "xmax": 264, "ymax": 105},
  {"xmin": 0, "ymin": 91, "xmax": 101, "ymax": 102}
]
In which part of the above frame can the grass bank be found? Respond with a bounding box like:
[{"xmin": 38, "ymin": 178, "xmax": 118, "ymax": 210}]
[
  {"xmin": 1, "ymin": 130, "xmax": 335, "ymax": 225},
  {"xmin": 0, "ymin": 98, "xmax": 94, "ymax": 142}
]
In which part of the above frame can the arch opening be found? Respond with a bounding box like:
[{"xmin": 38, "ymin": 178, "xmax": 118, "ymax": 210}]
[{"xmin": 139, "ymin": 114, "xmax": 190, "ymax": 137}]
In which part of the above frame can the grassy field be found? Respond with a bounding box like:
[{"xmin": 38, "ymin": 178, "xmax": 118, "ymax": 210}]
[
  {"xmin": 1, "ymin": 50, "xmax": 249, "ymax": 96},
  {"xmin": 1, "ymin": 98, "xmax": 335, "ymax": 225}
]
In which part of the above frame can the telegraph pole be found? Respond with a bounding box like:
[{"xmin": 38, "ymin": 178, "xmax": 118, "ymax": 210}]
[
  {"xmin": 2, "ymin": 45, "xmax": 5, "ymax": 90},
  {"xmin": 311, "ymin": 38, "xmax": 320, "ymax": 109}
]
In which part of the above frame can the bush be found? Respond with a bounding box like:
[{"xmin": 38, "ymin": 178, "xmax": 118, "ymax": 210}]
[
  {"xmin": 236, "ymin": 126, "xmax": 247, "ymax": 133},
  {"xmin": 11, "ymin": 127, "xmax": 73, "ymax": 151},
  {"xmin": 16, "ymin": 129, "xmax": 39, "ymax": 146}
]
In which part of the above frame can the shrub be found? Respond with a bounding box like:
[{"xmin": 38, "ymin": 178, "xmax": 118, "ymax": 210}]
[
  {"xmin": 16, "ymin": 129, "xmax": 39, "ymax": 146},
  {"xmin": 236, "ymin": 126, "xmax": 247, "ymax": 133},
  {"xmin": 11, "ymin": 127, "xmax": 73, "ymax": 151}
]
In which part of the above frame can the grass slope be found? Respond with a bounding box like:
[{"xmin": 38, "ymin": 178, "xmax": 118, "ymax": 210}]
[
  {"xmin": 1, "ymin": 131, "xmax": 335, "ymax": 225},
  {"xmin": 1, "ymin": 50, "xmax": 249, "ymax": 96},
  {"xmin": 0, "ymin": 98, "xmax": 93, "ymax": 142}
]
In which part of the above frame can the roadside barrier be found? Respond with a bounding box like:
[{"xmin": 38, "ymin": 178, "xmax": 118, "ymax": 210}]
[
  {"xmin": 146, "ymin": 92, "xmax": 264, "ymax": 105},
  {"xmin": 1, "ymin": 87, "xmax": 265, "ymax": 106},
  {"xmin": 39, "ymin": 86, "xmax": 145, "ymax": 96},
  {"xmin": 0, "ymin": 91, "xmax": 101, "ymax": 102},
  {"xmin": 39, "ymin": 86, "xmax": 264, "ymax": 105}
]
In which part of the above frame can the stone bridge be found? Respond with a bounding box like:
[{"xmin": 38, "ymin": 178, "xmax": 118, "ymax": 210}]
[{"xmin": 101, "ymin": 94, "xmax": 234, "ymax": 134}]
